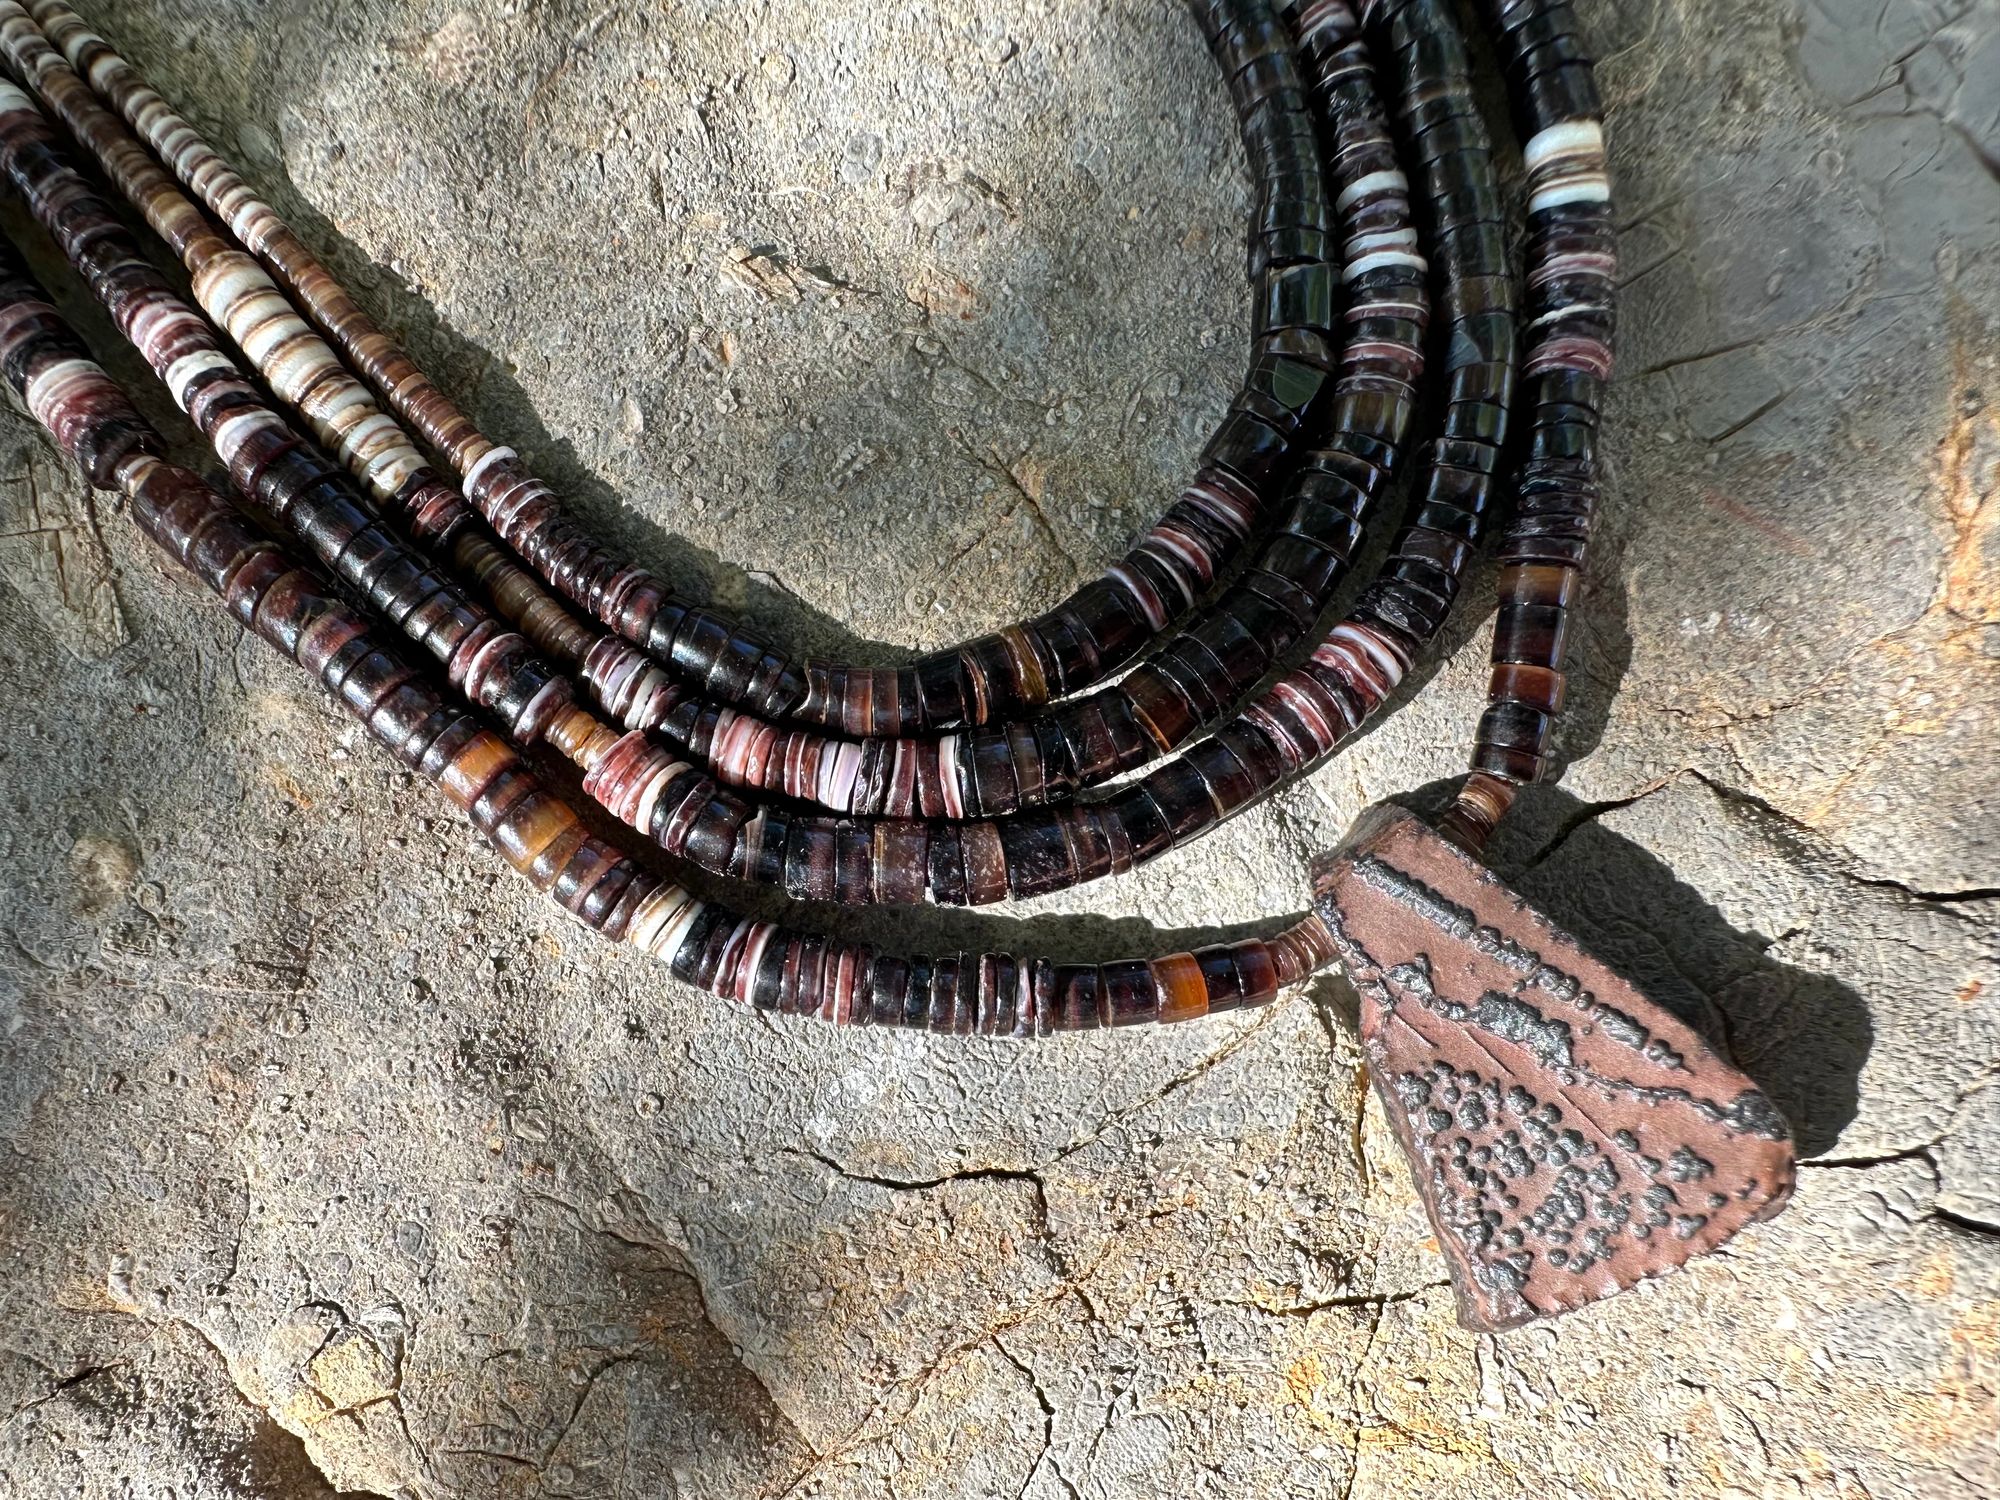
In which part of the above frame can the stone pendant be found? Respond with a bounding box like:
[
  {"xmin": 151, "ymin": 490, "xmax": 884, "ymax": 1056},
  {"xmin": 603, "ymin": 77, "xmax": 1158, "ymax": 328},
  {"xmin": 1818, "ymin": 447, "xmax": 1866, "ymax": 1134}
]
[{"xmin": 1311, "ymin": 804, "xmax": 1796, "ymax": 1332}]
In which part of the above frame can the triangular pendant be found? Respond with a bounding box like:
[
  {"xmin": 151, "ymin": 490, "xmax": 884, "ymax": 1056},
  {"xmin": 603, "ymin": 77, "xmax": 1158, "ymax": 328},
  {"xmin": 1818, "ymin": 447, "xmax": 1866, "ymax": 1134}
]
[{"xmin": 1312, "ymin": 805, "xmax": 1796, "ymax": 1331}]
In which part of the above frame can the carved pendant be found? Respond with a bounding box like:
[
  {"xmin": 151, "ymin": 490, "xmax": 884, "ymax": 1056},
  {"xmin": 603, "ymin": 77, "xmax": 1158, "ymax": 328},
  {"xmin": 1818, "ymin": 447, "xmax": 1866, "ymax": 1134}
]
[{"xmin": 1312, "ymin": 805, "xmax": 1796, "ymax": 1332}]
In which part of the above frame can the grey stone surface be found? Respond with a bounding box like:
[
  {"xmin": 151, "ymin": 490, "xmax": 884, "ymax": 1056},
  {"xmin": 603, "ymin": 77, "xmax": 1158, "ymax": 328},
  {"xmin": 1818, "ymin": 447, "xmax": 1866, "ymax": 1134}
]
[{"xmin": 0, "ymin": 0, "xmax": 1996, "ymax": 1496}]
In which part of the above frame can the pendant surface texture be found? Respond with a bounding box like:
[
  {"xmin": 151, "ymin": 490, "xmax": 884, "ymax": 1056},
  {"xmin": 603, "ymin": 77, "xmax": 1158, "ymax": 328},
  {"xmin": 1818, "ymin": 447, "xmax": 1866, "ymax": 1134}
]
[{"xmin": 1313, "ymin": 805, "xmax": 1796, "ymax": 1332}]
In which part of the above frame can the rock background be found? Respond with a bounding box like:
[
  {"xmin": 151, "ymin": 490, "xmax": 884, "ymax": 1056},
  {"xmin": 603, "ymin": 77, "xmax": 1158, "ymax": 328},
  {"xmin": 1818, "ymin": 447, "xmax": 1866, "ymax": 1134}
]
[{"xmin": 1, "ymin": 0, "xmax": 1996, "ymax": 1495}]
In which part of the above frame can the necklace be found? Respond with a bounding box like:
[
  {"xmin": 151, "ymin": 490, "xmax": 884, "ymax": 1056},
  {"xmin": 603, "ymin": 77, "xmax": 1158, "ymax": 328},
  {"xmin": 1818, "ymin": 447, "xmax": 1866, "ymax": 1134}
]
[
  {"xmin": 2, "ymin": 0, "xmax": 1415, "ymax": 829},
  {"xmin": 0, "ymin": 0, "xmax": 1453, "ymax": 908},
  {"xmin": 0, "ymin": 0, "xmax": 1796, "ymax": 1332}
]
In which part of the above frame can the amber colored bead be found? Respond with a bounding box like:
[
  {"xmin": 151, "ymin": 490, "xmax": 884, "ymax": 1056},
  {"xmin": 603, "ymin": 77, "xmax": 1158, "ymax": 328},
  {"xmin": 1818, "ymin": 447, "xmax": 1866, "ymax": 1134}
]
[
  {"xmin": 492, "ymin": 790, "xmax": 584, "ymax": 878},
  {"xmin": 1123, "ymin": 668, "xmax": 1201, "ymax": 751},
  {"xmin": 1495, "ymin": 562, "xmax": 1577, "ymax": 609},
  {"xmin": 1152, "ymin": 953, "xmax": 1211, "ymax": 1025},
  {"xmin": 437, "ymin": 731, "xmax": 517, "ymax": 810},
  {"xmin": 1437, "ymin": 769, "xmax": 1518, "ymax": 853}
]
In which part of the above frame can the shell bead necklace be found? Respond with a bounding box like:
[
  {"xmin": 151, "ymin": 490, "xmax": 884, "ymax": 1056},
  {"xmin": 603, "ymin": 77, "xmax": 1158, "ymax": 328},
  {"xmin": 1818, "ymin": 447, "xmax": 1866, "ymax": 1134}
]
[
  {"xmin": 0, "ymin": 0, "xmax": 1798, "ymax": 1332},
  {"xmin": 0, "ymin": 0, "xmax": 1424, "ymax": 832},
  {"xmin": 0, "ymin": 0, "xmax": 1479, "ymax": 906},
  {"xmin": 0, "ymin": 0, "xmax": 1418, "ymax": 901},
  {"xmin": 22, "ymin": 0, "xmax": 1348, "ymax": 738}
]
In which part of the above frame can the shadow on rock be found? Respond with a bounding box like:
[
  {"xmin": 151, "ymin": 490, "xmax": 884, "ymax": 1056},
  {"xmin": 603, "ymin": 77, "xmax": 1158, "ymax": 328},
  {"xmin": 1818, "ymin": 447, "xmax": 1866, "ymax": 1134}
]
[{"xmin": 428, "ymin": 1187, "xmax": 815, "ymax": 1496}]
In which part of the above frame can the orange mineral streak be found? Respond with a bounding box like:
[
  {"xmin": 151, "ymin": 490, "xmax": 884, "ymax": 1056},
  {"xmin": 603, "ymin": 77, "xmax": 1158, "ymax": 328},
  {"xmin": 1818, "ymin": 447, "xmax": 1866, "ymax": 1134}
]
[
  {"xmin": 1938, "ymin": 321, "xmax": 1999, "ymax": 628},
  {"xmin": 1279, "ymin": 1353, "xmax": 1348, "ymax": 1439},
  {"xmin": 1892, "ymin": 1293, "xmax": 2000, "ymax": 1457}
]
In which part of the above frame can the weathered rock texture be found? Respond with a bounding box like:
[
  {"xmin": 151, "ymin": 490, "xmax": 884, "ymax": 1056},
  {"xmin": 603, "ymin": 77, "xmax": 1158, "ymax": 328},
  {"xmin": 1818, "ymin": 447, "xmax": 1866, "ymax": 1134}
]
[{"xmin": 0, "ymin": 1, "xmax": 1995, "ymax": 1496}]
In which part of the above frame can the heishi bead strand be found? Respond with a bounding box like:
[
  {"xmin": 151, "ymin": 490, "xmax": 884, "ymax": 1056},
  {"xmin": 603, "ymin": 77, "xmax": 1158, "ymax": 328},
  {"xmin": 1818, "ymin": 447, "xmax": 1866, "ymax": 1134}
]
[
  {"xmin": 21, "ymin": 0, "xmax": 1343, "ymax": 738},
  {"xmin": 0, "ymin": 245, "xmax": 1324, "ymax": 1032},
  {"xmin": 0, "ymin": 0, "xmax": 1410, "ymax": 827},
  {"xmin": 0, "ymin": 0, "xmax": 1606, "ymax": 924},
  {"xmin": 0, "ymin": 82, "xmax": 591, "ymax": 752},
  {"xmin": 0, "ymin": 0, "xmax": 1521, "ymax": 912},
  {"xmin": 0, "ymin": 2, "xmax": 733, "ymax": 748},
  {"xmin": 3, "ymin": 0, "xmax": 1408, "ymax": 852},
  {"xmin": 0, "ymin": 47, "xmax": 1390, "ymax": 909},
  {"xmin": 0, "ymin": 0, "xmax": 1422, "ymax": 826},
  {"xmin": 551, "ymin": 0, "xmax": 1527, "ymax": 908},
  {"xmin": 1440, "ymin": 0, "xmax": 1613, "ymax": 850}
]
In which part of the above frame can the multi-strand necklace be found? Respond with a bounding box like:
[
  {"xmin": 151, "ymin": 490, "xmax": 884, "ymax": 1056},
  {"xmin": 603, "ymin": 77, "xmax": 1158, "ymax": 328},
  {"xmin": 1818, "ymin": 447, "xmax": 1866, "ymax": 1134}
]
[{"xmin": 0, "ymin": 0, "xmax": 1796, "ymax": 1332}]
